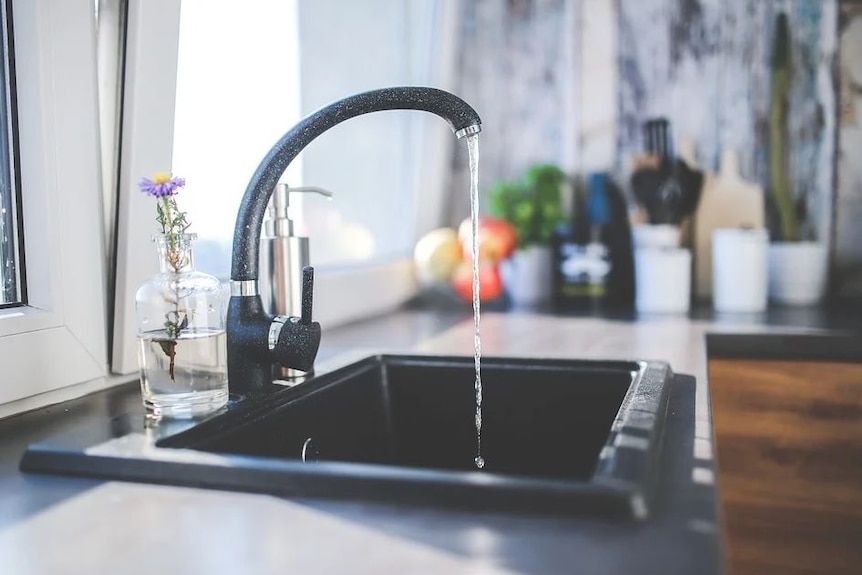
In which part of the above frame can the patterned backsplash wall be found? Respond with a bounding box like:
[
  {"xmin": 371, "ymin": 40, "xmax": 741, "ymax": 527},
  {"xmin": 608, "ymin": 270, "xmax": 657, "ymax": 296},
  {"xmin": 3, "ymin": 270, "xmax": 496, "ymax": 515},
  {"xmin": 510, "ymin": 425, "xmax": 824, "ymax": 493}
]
[
  {"xmin": 449, "ymin": 0, "xmax": 861, "ymax": 295},
  {"xmin": 617, "ymin": 0, "xmax": 835, "ymax": 245},
  {"xmin": 836, "ymin": 3, "xmax": 862, "ymax": 295}
]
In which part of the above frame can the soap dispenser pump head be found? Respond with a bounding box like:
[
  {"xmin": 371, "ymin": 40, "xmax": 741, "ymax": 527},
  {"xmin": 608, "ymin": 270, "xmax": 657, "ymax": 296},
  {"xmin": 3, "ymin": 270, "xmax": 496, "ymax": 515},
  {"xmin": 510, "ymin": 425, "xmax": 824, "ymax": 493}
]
[{"xmin": 264, "ymin": 184, "xmax": 334, "ymax": 238}]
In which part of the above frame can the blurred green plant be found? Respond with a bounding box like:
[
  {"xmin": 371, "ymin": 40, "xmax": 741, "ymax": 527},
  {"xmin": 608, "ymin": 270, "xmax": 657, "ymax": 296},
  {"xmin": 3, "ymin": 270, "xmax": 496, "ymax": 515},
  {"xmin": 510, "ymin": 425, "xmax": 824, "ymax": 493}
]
[
  {"xmin": 769, "ymin": 12, "xmax": 802, "ymax": 242},
  {"xmin": 488, "ymin": 164, "xmax": 567, "ymax": 248}
]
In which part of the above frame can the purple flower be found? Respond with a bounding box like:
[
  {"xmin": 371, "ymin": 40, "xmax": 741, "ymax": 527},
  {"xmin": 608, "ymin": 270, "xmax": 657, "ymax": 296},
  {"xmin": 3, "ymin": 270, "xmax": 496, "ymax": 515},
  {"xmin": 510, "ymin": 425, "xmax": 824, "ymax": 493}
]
[{"xmin": 139, "ymin": 173, "xmax": 186, "ymax": 197}]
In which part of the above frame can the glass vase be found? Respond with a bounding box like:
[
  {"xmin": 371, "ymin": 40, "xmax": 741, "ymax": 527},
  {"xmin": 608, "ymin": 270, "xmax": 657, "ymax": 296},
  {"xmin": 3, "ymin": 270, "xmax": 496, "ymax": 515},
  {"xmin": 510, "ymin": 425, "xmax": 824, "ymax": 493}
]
[{"xmin": 135, "ymin": 233, "xmax": 228, "ymax": 418}]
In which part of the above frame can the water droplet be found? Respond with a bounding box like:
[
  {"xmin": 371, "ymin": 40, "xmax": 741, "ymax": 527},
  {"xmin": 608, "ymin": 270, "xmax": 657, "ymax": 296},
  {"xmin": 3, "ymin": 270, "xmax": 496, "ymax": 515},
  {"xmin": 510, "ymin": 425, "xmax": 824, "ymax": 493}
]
[{"xmin": 474, "ymin": 456, "xmax": 485, "ymax": 469}]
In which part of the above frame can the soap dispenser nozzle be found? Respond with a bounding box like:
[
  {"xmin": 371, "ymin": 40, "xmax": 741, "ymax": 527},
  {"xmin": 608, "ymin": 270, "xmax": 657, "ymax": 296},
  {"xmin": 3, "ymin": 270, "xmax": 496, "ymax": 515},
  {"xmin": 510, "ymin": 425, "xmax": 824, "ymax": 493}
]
[{"xmin": 264, "ymin": 184, "xmax": 333, "ymax": 237}]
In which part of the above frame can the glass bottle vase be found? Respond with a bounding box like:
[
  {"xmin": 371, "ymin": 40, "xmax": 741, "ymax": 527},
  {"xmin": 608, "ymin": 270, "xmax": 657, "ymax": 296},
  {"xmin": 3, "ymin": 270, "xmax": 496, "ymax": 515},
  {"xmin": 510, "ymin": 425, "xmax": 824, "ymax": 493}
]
[{"xmin": 135, "ymin": 233, "xmax": 228, "ymax": 418}]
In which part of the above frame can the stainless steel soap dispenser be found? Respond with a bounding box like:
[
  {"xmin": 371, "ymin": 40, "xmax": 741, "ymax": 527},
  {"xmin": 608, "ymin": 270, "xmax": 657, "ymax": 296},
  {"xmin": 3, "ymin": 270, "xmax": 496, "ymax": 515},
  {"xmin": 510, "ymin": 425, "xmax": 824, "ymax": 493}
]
[{"xmin": 260, "ymin": 183, "xmax": 332, "ymax": 380}]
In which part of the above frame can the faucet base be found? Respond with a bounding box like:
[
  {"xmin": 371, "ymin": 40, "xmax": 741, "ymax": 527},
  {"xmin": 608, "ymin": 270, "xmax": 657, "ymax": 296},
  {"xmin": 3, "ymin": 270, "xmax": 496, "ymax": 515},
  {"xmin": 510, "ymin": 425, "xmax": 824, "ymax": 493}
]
[{"xmin": 226, "ymin": 295, "xmax": 321, "ymax": 393}]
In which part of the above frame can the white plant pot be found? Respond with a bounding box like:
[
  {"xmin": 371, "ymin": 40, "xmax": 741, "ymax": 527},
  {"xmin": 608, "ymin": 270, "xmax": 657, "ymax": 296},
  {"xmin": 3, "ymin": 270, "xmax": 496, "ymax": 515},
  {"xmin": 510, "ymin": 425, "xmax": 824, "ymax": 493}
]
[
  {"xmin": 768, "ymin": 242, "xmax": 828, "ymax": 306},
  {"xmin": 499, "ymin": 246, "xmax": 552, "ymax": 306}
]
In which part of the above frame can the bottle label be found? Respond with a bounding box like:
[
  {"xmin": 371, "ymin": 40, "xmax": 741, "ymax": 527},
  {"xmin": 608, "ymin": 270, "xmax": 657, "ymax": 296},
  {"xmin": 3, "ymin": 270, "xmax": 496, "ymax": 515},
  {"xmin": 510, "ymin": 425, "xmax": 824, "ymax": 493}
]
[{"xmin": 558, "ymin": 242, "xmax": 610, "ymax": 297}]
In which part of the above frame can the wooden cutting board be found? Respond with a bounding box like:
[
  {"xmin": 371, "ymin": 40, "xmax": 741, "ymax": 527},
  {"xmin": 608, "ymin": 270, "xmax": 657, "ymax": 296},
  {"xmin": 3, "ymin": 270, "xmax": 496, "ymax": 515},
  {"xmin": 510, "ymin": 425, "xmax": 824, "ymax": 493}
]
[{"xmin": 694, "ymin": 149, "xmax": 765, "ymax": 298}]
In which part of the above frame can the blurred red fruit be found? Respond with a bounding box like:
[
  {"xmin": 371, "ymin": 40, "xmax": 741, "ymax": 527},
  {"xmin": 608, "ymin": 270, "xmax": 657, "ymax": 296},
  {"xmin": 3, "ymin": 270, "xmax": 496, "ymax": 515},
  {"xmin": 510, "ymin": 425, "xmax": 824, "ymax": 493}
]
[
  {"xmin": 458, "ymin": 216, "xmax": 517, "ymax": 263},
  {"xmin": 450, "ymin": 260, "xmax": 503, "ymax": 303}
]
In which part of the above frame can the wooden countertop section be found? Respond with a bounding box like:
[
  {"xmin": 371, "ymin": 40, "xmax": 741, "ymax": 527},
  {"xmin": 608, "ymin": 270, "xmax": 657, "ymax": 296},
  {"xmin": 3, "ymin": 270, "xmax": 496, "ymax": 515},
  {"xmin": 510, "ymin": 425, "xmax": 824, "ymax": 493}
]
[{"xmin": 710, "ymin": 359, "xmax": 862, "ymax": 575}]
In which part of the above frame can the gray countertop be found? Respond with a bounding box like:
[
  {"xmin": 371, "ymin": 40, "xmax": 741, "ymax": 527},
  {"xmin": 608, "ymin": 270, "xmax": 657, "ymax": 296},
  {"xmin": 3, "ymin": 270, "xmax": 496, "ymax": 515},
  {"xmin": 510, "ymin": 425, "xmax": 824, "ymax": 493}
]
[{"xmin": 0, "ymin": 307, "xmax": 858, "ymax": 574}]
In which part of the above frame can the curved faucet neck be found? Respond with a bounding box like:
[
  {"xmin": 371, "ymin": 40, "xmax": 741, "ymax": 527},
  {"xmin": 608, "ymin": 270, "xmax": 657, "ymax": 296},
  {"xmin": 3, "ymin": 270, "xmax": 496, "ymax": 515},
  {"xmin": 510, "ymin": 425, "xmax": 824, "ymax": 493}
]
[{"xmin": 230, "ymin": 86, "xmax": 482, "ymax": 283}]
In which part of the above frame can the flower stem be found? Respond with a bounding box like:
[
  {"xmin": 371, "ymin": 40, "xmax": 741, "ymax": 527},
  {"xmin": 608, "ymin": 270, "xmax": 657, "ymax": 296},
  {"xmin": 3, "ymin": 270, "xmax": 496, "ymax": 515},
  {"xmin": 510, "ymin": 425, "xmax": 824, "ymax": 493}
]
[{"xmin": 141, "ymin": 173, "xmax": 192, "ymax": 384}]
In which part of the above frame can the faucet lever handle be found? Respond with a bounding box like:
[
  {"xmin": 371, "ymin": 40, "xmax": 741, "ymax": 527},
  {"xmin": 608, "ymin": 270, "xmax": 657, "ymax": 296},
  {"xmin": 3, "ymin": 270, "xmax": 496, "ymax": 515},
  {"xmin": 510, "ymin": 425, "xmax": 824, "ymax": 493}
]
[{"xmin": 301, "ymin": 266, "xmax": 314, "ymax": 325}]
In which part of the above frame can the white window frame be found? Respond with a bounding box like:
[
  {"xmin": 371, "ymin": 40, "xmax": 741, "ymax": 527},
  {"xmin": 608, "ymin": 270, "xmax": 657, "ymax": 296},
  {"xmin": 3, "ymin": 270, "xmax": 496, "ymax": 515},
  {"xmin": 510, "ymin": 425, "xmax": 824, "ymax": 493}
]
[
  {"xmin": 111, "ymin": 0, "xmax": 181, "ymax": 375},
  {"xmin": 0, "ymin": 0, "xmax": 108, "ymax": 410},
  {"xmin": 112, "ymin": 0, "xmax": 460, "ymax": 375}
]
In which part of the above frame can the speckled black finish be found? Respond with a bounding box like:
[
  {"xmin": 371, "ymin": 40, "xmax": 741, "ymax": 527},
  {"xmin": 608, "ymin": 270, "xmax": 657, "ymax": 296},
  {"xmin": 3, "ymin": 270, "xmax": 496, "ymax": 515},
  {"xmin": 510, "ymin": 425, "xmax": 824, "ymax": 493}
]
[
  {"xmin": 225, "ymin": 88, "xmax": 479, "ymax": 389},
  {"xmin": 226, "ymin": 296, "xmax": 276, "ymax": 392},
  {"xmin": 226, "ymin": 295, "xmax": 321, "ymax": 393},
  {"xmin": 275, "ymin": 318, "xmax": 321, "ymax": 372},
  {"xmin": 595, "ymin": 361, "xmax": 672, "ymax": 511},
  {"xmin": 230, "ymin": 87, "xmax": 481, "ymax": 281},
  {"xmin": 300, "ymin": 267, "xmax": 314, "ymax": 324}
]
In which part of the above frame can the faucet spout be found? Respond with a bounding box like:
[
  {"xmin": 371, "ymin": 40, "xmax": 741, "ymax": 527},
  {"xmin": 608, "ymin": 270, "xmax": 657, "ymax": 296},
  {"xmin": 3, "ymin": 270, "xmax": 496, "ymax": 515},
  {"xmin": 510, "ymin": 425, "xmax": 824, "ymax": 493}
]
[
  {"xmin": 227, "ymin": 87, "xmax": 481, "ymax": 392},
  {"xmin": 231, "ymin": 86, "xmax": 481, "ymax": 282}
]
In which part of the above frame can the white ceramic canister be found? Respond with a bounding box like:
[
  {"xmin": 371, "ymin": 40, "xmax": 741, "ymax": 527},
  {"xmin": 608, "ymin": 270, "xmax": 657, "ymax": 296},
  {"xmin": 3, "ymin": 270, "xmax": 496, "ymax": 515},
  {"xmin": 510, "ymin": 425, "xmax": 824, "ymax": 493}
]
[
  {"xmin": 634, "ymin": 247, "xmax": 691, "ymax": 314},
  {"xmin": 632, "ymin": 224, "xmax": 681, "ymax": 250},
  {"xmin": 711, "ymin": 228, "xmax": 769, "ymax": 313}
]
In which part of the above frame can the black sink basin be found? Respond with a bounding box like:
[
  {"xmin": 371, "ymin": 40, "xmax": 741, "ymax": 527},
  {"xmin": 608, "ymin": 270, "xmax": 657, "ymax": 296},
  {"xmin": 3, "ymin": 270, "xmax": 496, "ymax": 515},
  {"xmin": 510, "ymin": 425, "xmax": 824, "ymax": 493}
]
[{"xmin": 22, "ymin": 355, "xmax": 672, "ymax": 519}]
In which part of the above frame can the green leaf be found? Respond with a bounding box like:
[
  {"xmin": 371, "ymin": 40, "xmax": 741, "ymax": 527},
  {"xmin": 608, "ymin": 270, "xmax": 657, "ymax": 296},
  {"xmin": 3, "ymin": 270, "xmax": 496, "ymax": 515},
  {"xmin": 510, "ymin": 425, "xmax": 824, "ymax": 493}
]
[
  {"xmin": 487, "ymin": 164, "xmax": 566, "ymax": 247},
  {"xmin": 157, "ymin": 339, "xmax": 176, "ymax": 358}
]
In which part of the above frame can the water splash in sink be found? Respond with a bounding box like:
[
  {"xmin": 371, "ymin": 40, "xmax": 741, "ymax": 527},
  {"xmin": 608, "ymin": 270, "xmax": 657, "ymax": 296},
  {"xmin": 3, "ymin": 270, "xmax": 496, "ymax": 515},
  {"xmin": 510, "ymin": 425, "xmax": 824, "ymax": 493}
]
[{"xmin": 467, "ymin": 134, "xmax": 484, "ymax": 470}]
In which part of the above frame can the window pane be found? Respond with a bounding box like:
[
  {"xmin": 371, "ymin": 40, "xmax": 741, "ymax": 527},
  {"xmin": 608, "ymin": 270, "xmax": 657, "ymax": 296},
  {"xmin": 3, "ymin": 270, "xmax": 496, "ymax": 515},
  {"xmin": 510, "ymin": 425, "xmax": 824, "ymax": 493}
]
[
  {"xmin": 292, "ymin": 0, "xmax": 437, "ymax": 269},
  {"xmin": 172, "ymin": 0, "xmax": 302, "ymax": 280},
  {"xmin": 172, "ymin": 1, "xmax": 442, "ymax": 279},
  {"xmin": 0, "ymin": 1, "xmax": 22, "ymax": 305}
]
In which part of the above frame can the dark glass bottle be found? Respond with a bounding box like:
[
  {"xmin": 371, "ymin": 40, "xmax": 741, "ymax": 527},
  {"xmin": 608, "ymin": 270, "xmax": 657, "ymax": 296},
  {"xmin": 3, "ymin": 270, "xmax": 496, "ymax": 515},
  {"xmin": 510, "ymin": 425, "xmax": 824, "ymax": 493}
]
[
  {"xmin": 552, "ymin": 173, "xmax": 634, "ymax": 310},
  {"xmin": 552, "ymin": 175, "xmax": 600, "ymax": 308},
  {"xmin": 603, "ymin": 177, "xmax": 635, "ymax": 309}
]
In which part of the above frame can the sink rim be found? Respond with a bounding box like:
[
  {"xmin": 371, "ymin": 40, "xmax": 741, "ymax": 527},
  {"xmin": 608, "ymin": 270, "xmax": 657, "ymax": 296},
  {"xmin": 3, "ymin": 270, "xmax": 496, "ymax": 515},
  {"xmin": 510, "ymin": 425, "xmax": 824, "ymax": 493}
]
[
  {"xmin": 21, "ymin": 354, "xmax": 673, "ymax": 520},
  {"xmin": 158, "ymin": 354, "xmax": 673, "ymax": 518}
]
